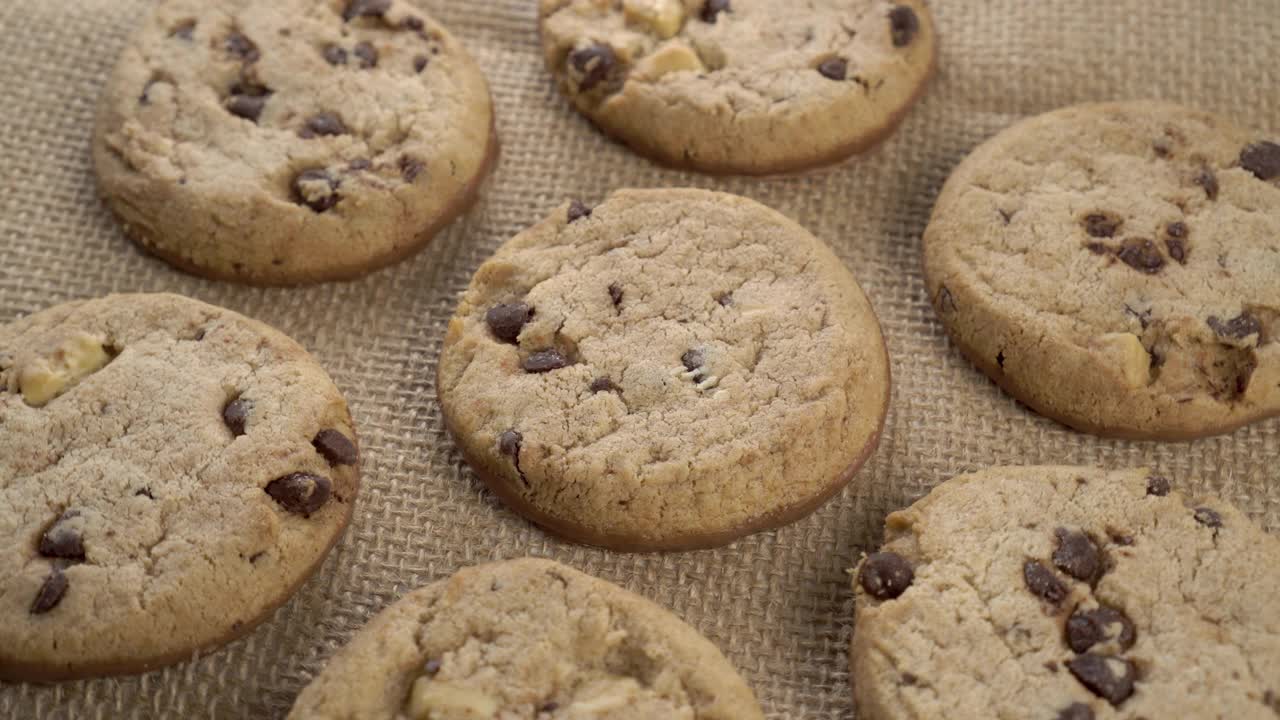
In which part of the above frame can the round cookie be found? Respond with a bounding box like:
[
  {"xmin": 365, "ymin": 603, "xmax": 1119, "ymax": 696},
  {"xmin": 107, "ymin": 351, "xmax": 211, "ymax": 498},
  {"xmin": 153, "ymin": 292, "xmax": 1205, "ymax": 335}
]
[
  {"xmin": 851, "ymin": 466, "xmax": 1280, "ymax": 720},
  {"xmin": 923, "ymin": 101, "xmax": 1280, "ymax": 439},
  {"xmin": 538, "ymin": 0, "xmax": 937, "ymax": 175},
  {"xmin": 0, "ymin": 293, "xmax": 360, "ymax": 680},
  {"xmin": 94, "ymin": 0, "xmax": 497, "ymax": 285},
  {"xmin": 437, "ymin": 188, "xmax": 890, "ymax": 551},
  {"xmin": 289, "ymin": 557, "xmax": 764, "ymax": 719}
]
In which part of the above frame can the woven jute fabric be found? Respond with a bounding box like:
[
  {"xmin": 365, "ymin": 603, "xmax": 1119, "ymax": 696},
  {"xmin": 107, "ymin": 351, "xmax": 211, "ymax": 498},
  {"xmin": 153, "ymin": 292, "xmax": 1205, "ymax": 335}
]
[{"xmin": 2, "ymin": 1, "xmax": 1277, "ymax": 718}]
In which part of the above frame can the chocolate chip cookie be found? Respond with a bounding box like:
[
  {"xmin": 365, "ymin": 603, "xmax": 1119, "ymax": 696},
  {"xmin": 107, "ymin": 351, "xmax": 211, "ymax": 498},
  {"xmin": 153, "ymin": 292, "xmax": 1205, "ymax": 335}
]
[
  {"xmin": 852, "ymin": 466, "xmax": 1280, "ymax": 720},
  {"xmin": 289, "ymin": 557, "xmax": 764, "ymax": 719},
  {"xmin": 924, "ymin": 101, "xmax": 1280, "ymax": 439},
  {"xmin": 0, "ymin": 293, "xmax": 360, "ymax": 680},
  {"xmin": 94, "ymin": 0, "xmax": 497, "ymax": 285},
  {"xmin": 538, "ymin": 0, "xmax": 937, "ymax": 174},
  {"xmin": 437, "ymin": 188, "xmax": 890, "ymax": 551}
]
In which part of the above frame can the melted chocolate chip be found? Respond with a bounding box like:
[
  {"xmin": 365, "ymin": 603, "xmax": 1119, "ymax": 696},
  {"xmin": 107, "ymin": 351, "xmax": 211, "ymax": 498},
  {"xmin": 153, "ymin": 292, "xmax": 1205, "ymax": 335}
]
[
  {"xmin": 1166, "ymin": 221, "xmax": 1187, "ymax": 239},
  {"xmin": 590, "ymin": 377, "xmax": 621, "ymax": 394},
  {"xmin": 223, "ymin": 397, "xmax": 251, "ymax": 436},
  {"xmin": 292, "ymin": 169, "xmax": 341, "ymax": 212},
  {"xmin": 859, "ymin": 552, "xmax": 914, "ymax": 600},
  {"xmin": 265, "ymin": 473, "xmax": 332, "ymax": 515},
  {"xmin": 30, "ymin": 567, "xmax": 69, "ymax": 615},
  {"xmin": 522, "ymin": 349, "xmax": 571, "ymax": 373},
  {"xmin": 701, "ymin": 0, "xmax": 730, "ymax": 23},
  {"xmin": 1067, "ymin": 653, "xmax": 1136, "ymax": 706},
  {"xmin": 1194, "ymin": 507, "xmax": 1223, "ymax": 528},
  {"xmin": 569, "ymin": 45, "xmax": 616, "ymax": 92},
  {"xmin": 1053, "ymin": 529, "xmax": 1102, "ymax": 583},
  {"xmin": 608, "ymin": 283, "xmax": 623, "ymax": 308},
  {"xmin": 1066, "ymin": 606, "xmax": 1136, "ymax": 653},
  {"xmin": 1083, "ymin": 214, "xmax": 1121, "ymax": 238},
  {"xmin": 1165, "ymin": 232, "xmax": 1188, "ymax": 264},
  {"xmin": 313, "ymin": 429, "xmax": 358, "ymax": 466},
  {"xmin": 301, "ymin": 112, "xmax": 348, "ymax": 138},
  {"xmin": 1207, "ymin": 312, "xmax": 1261, "ymax": 339},
  {"xmin": 485, "ymin": 303, "xmax": 532, "ymax": 344},
  {"xmin": 226, "ymin": 32, "xmax": 259, "ymax": 62},
  {"xmin": 817, "ymin": 57, "xmax": 848, "ymax": 81},
  {"xmin": 889, "ymin": 5, "xmax": 920, "ymax": 47},
  {"xmin": 1194, "ymin": 167, "xmax": 1219, "ymax": 200},
  {"xmin": 568, "ymin": 200, "xmax": 592, "ymax": 223},
  {"xmin": 343, "ymin": 0, "xmax": 391, "ymax": 22},
  {"xmin": 353, "ymin": 41, "xmax": 378, "ymax": 69},
  {"xmin": 225, "ymin": 93, "xmax": 268, "ymax": 122},
  {"xmin": 39, "ymin": 512, "xmax": 85, "ymax": 561},
  {"xmin": 681, "ymin": 349, "xmax": 706, "ymax": 371},
  {"xmin": 414, "ymin": 55, "xmax": 429, "ymax": 72},
  {"xmin": 498, "ymin": 430, "xmax": 522, "ymax": 459},
  {"xmin": 1024, "ymin": 560, "xmax": 1068, "ymax": 607},
  {"xmin": 1057, "ymin": 703, "xmax": 1095, "ymax": 720},
  {"xmin": 323, "ymin": 44, "xmax": 348, "ymax": 65},
  {"xmin": 399, "ymin": 155, "xmax": 425, "ymax": 182},
  {"xmin": 1240, "ymin": 141, "xmax": 1280, "ymax": 180},
  {"xmin": 1117, "ymin": 238, "xmax": 1165, "ymax": 274},
  {"xmin": 1146, "ymin": 475, "xmax": 1170, "ymax": 496}
]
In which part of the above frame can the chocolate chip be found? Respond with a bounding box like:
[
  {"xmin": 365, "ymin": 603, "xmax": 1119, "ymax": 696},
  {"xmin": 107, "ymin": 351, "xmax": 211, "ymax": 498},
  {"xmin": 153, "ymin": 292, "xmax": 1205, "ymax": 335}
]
[
  {"xmin": 1053, "ymin": 529, "xmax": 1102, "ymax": 583},
  {"xmin": 717, "ymin": 293, "xmax": 734, "ymax": 307},
  {"xmin": 1067, "ymin": 653, "xmax": 1136, "ymax": 706},
  {"xmin": 889, "ymin": 5, "xmax": 920, "ymax": 47},
  {"xmin": 1194, "ymin": 507, "xmax": 1223, "ymax": 528},
  {"xmin": 225, "ymin": 93, "xmax": 268, "ymax": 122},
  {"xmin": 405, "ymin": 17, "xmax": 425, "ymax": 31},
  {"xmin": 1083, "ymin": 213, "xmax": 1121, "ymax": 238},
  {"xmin": 817, "ymin": 57, "xmax": 848, "ymax": 81},
  {"xmin": 590, "ymin": 377, "xmax": 620, "ymax": 394},
  {"xmin": 423, "ymin": 658, "xmax": 442, "ymax": 675},
  {"xmin": 681, "ymin": 349, "xmax": 706, "ymax": 371},
  {"xmin": 1193, "ymin": 166, "xmax": 1219, "ymax": 200},
  {"xmin": 1207, "ymin": 312, "xmax": 1261, "ymax": 339},
  {"xmin": 172, "ymin": 20, "xmax": 196, "ymax": 40},
  {"xmin": 1117, "ymin": 238, "xmax": 1165, "ymax": 274},
  {"xmin": 30, "ymin": 567, "xmax": 69, "ymax": 615},
  {"xmin": 292, "ymin": 169, "xmax": 341, "ymax": 212},
  {"xmin": 608, "ymin": 283, "xmax": 623, "ymax": 308},
  {"xmin": 1086, "ymin": 242, "xmax": 1110, "ymax": 255},
  {"xmin": 1165, "ymin": 239, "xmax": 1187, "ymax": 265},
  {"xmin": 522, "ymin": 349, "xmax": 571, "ymax": 373},
  {"xmin": 1067, "ymin": 606, "xmax": 1136, "ymax": 653},
  {"xmin": 901, "ymin": 672, "xmax": 918, "ymax": 685},
  {"xmin": 265, "ymin": 473, "xmax": 332, "ymax": 515},
  {"xmin": 569, "ymin": 44, "xmax": 616, "ymax": 93},
  {"xmin": 342, "ymin": 0, "xmax": 391, "ymax": 22},
  {"xmin": 1024, "ymin": 560, "xmax": 1068, "ymax": 607},
  {"xmin": 1240, "ymin": 141, "xmax": 1280, "ymax": 180},
  {"xmin": 1166, "ymin": 221, "xmax": 1187, "ymax": 239},
  {"xmin": 414, "ymin": 55, "xmax": 428, "ymax": 72},
  {"xmin": 485, "ymin": 303, "xmax": 533, "ymax": 344},
  {"xmin": 313, "ymin": 429, "xmax": 358, "ymax": 466},
  {"xmin": 1146, "ymin": 475, "xmax": 1170, "ymax": 496},
  {"xmin": 323, "ymin": 44, "xmax": 348, "ymax": 65},
  {"xmin": 301, "ymin": 112, "xmax": 348, "ymax": 138},
  {"xmin": 39, "ymin": 512, "xmax": 85, "ymax": 561},
  {"xmin": 701, "ymin": 0, "xmax": 730, "ymax": 22},
  {"xmin": 859, "ymin": 552, "xmax": 914, "ymax": 600},
  {"xmin": 223, "ymin": 397, "xmax": 251, "ymax": 436},
  {"xmin": 225, "ymin": 32, "xmax": 259, "ymax": 62},
  {"xmin": 568, "ymin": 200, "xmax": 592, "ymax": 223},
  {"xmin": 1057, "ymin": 703, "xmax": 1095, "ymax": 720},
  {"xmin": 538, "ymin": 701, "xmax": 560, "ymax": 713},
  {"xmin": 398, "ymin": 155, "xmax": 425, "ymax": 183},
  {"xmin": 498, "ymin": 429, "xmax": 522, "ymax": 458},
  {"xmin": 353, "ymin": 41, "xmax": 378, "ymax": 68}
]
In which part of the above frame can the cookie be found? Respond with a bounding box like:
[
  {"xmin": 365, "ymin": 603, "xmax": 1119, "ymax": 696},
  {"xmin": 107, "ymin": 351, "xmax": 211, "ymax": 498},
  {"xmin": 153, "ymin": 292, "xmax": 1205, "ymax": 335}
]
[
  {"xmin": 93, "ymin": 0, "xmax": 497, "ymax": 285},
  {"xmin": 538, "ymin": 0, "xmax": 937, "ymax": 174},
  {"xmin": 851, "ymin": 466, "xmax": 1280, "ymax": 720},
  {"xmin": 923, "ymin": 101, "xmax": 1280, "ymax": 439},
  {"xmin": 437, "ymin": 188, "xmax": 890, "ymax": 550},
  {"xmin": 289, "ymin": 557, "xmax": 764, "ymax": 719},
  {"xmin": 0, "ymin": 293, "xmax": 360, "ymax": 680}
]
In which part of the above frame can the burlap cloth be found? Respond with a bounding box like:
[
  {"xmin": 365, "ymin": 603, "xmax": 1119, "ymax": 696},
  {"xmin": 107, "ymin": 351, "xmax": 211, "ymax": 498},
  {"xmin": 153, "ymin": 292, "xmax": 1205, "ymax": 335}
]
[{"xmin": 2, "ymin": 1, "xmax": 1277, "ymax": 717}]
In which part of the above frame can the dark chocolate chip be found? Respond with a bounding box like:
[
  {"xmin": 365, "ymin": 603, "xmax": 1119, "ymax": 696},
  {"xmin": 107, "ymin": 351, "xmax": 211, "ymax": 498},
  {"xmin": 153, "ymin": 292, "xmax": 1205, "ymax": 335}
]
[
  {"xmin": 717, "ymin": 293, "xmax": 734, "ymax": 307},
  {"xmin": 1083, "ymin": 213, "xmax": 1121, "ymax": 238},
  {"xmin": 1057, "ymin": 703, "xmax": 1095, "ymax": 720},
  {"xmin": 1086, "ymin": 242, "xmax": 1110, "ymax": 255},
  {"xmin": 681, "ymin": 349, "xmax": 705, "ymax": 371},
  {"xmin": 1207, "ymin": 312, "xmax": 1261, "ymax": 339},
  {"xmin": 301, "ymin": 112, "xmax": 348, "ymax": 138},
  {"xmin": 324, "ymin": 44, "xmax": 349, "ymax": 65},
  {"xmin": 343, "ymin": 0, "xmax": 391, "ymax": 22},
  {"xmin": 225, "ymin": 93, "xmax": 268, "ymax": 122},
  {"xmin": 1194, "ymin": 507, "xmax": 1223, "ymax": 528},
  {"xmin": 1240, "ymin": 141, "xmax": 1280, "ymax": 180},
  {"xmin": 39, "ymin": 512, "xmax": 85, "ymax": 561},
  {"xmin": 1146, "ymin": 475, "xmax": 1170, "ymax": 496},
  {"xmin": 1166, "ymin": 221, "xmax": 1188, "ymax": 239},
  {"xmin": 223, "ymin": 397, "xmax": 251, "ymax": 436},
  {"xmin": 353, "ymin": 41, "xmax": 378, "ymax": 68},
  {"xmin": 414, "ymin": 55, "xmax": 429, "ymax": 72},
  {"xmin": 701, "ymin": 0, "xmax": 730, "ymax": 23},
  {"xmin": 398, "ymin": 155, "xmax": 425, "ymax": 183},
  {"xmin": 1117, "ymin": 238, "xmax": 1165, "ymax": 274},
  {"xmin": 608, "ymin": 283, "xmax": 623, "ymax": 308},
  {"xmin": 1194, "ymin": 167, "xmax": 1219, "ymax": 200},
  {"xmin": 568, "ymin": 200, "xmax": 592, "ymax": 223},
  {"xmin": 404, "ymin": 16, "xmax": 425, "ymax": 31},
  {"xmin": 859, "ymin": 551, "xmax": 914, "ymax": 600},
  {"xmin": 538, "ymin": 701, "xmax": 560, "ymax": 713},
  {"xmin": 1024, "ymin": 560, "xmax": 1068, "ymax": 607},
  {"xmin": 569, "ymin": 44, "xmax": 616, "ymax": 92},
  {"xmin": 423, "ymin": 658, "xmax": 442, "ymax": 675},
  {"xmin": 1066, "ymin": 606, "xmax": 1136, "ymax": 653},
  {"xmin": 485, "ymin": 303, "xmax": 533, "ymax": 344},
  {"xmin": 817, "ymin": 57, "xmax": 848, "ymax": 81},
  {"xmin": 1053, "ymin": 529, "xmax": 1102, "ymax": 583},
  {"xmin": 888, "ymin": 5, "xmax": 920, "ymax": 47},
  {"xmin": 590, "ymin": 377, "xmax": 620, "ymax": 394},
  {"xmin": 522, "ymin": 349, "xmax": 571, "ymax": 373},
  {"xmin": 1165, "ymin": 238, "xmax": 1187, "ymax": 264},
  {"xmin": 265, "ymin": 472, "xmax": 332, "ymax": 515},
  {"xmin": 498, "ymin": 429, "xmax": 522, "ymax": 458},
  {"xmin": 30, "ymin": 567, "xmax": 69, "ymax": 615},
  {"xmin": 172, "ymin": 20, "xmax": 196, "ymax": 40},
  {"xmin": 901, "ymin": 672, "xmax": 918, "ymax": 686},
  {"xmin": 225, "ymin": 32, "xmax": 259, "ymax": 62},
  {"xmin": 1067, "ymin": 653, "xmax": 1136, "ymax": 706},
  {"xmin": 313, "ymin": 429, "xmax": 358, "ymax": 466},
  {"xmin": 292, "ymin": 169, "xmax": 341, "ymax": 212}
]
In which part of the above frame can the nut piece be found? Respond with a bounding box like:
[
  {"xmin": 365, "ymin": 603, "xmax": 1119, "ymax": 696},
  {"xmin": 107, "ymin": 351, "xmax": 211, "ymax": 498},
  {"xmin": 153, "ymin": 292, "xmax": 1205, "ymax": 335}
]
[
  {"xmin": 623, "ymin": 0, "xmax": 686, "ymax": 38},
  {"xmin": 19, "ymin": 333, "xmax": 112, "ymax": 406},
  {"xmin": 406, "ymin": 678, "xmax": 499, "ymax": 720},
  {"xmin": 633, "ymin": 40, "xmax": 706, "ymax": 79},
  {"xmin": 1092, "ymin": 332, "xmax": 1152, "ymax": 388}
]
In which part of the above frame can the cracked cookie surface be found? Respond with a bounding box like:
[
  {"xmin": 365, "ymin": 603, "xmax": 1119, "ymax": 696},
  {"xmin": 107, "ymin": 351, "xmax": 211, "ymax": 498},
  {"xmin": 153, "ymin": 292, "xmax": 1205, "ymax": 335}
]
[
  {"xmin": 289, "ymin": 557, "xmax": 763, "ymax": 720},
  {"xmin": 538, "ymin": 0, "xmax": 936, "ymax": 174},
  {"xmin": 0, "ymin": 294, "xmax": 359, "ymax": 680},
  {"xmin": 923, "ymin": 101, "xmax": 1280, "ymax": 439},
  {"xmin": 437, "ymin": 188, "xmax": 890, "ymax": 551},
  {"xmin": 94, "ymin": 0, "xmax": 496, "ymax": 285},
  {"xmin": 852, "ymin": 466, "xmax": 1280, "ymax": 720}
]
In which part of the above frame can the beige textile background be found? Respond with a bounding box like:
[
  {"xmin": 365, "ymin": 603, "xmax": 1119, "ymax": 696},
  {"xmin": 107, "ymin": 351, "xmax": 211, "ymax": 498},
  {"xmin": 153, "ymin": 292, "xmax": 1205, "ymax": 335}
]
[{"xmin": 1, "ymin": 0, "xmax": 1278, "ymax": 718}]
